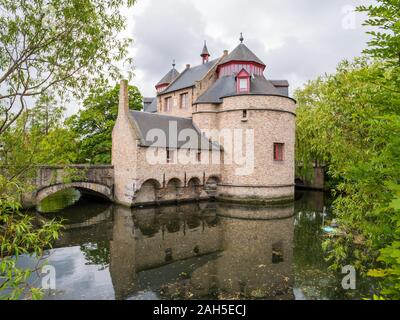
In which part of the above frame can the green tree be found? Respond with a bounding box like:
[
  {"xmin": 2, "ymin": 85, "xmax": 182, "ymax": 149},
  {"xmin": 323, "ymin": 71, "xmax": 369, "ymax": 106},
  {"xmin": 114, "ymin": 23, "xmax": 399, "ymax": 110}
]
[
  {"xmin": 0, "ymin": 0, "xmax": 135, "ymax": 135},
  {"xmin": 1, "ymin": 99, "xmax": 78, "ymax": 169},
  {"xmin": 358, "ymin": 0, "xmax": 400, "ymax": 65},
  {"xmin": 0, "ymin": 0, "xmax": 137, "ymax": 299},
  {"xmin": 295, "ymin": 0, "xmax": 400, "ymax": 299},
  {"xmin": 0, "ymin": 189, "xmax": 63, "ymax": 300},
  {"xmin": 0, "ymin": 98, "xmax": 78, "ymax": 300},
  {"xmin": 67, "ymin": 83, "xmax": 142, "ymax": 164}
]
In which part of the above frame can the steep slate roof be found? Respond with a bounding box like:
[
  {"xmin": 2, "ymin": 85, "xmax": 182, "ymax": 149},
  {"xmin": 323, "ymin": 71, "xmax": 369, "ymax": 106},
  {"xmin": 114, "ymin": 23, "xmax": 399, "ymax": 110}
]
[
  {"xmin": 162, "ymin": 59, "xmax": 219, "ymax": 94},
  {"xmin": 218, "ymin": 43, "xmax": 265, "ymax": 66},
  {"xmin": 270, "ymin": 80, "xmax": 289, "ymax": 96},
  {"xmin": 128, "ymin": 110, "xmax": 219, "ymax": 150},
  {"xmin": 195, "ymin": 75, "xmax": 289, "ymax": 104},
  {"xmin": 143, "ymin": 97, "xmax": 157, "ymax": 113},
  {"xmin": 270, "ymin": 80, "xmax": 289, "ymax": 87},
  {"xmin": 201, "ymin": 42, "xmax": 210, "ymax": 56},
  {"xmin": 156, "ymin": 68, "xmax": 180, "ymax": 86},
  {"xmin": 143, "ymin": 97, "xmax": 155, "ymax": 103}
]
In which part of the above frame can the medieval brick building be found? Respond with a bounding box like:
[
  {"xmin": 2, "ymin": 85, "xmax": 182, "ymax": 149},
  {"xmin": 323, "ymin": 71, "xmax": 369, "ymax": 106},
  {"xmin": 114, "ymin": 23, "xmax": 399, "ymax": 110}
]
[{"xmin": 112, "ymin": 34, "xmax": 296, "ymax": 207}]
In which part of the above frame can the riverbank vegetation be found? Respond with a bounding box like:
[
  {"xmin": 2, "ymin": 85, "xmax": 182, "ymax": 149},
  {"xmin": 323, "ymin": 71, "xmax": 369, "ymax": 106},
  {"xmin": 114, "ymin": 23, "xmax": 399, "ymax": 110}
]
[
  {"xmin": 295, "ymin": 0, "xmax": 400, "ymax": 299},
  {"xmin": 0, "ymin": 0, "xmax": 137, "ymax": 299}
]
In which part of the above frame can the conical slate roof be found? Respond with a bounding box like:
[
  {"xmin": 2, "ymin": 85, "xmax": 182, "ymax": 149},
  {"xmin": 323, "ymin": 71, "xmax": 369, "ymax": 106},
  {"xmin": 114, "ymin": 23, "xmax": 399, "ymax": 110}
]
[
  {"xmin": 156, "ymin": 67, "xmax": 180, "ymax": 86},
  {"xmin": 201, "ymin": 41, "xmax": 210, "ymax": 56},
  {"xmin": 219, "ymin": 43, "xmax": 265, "ymax": 66}
]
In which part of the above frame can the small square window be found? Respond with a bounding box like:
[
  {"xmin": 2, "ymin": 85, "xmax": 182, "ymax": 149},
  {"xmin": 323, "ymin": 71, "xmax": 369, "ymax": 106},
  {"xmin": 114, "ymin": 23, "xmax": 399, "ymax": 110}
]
[
  {"xmin": 242, "ymin": 110, "xmax": 248, "ymax": 120},
  {"xmin": 274, "ymin": 143, "xmax": 284, "ymax": 161},
  {"xmin": 239, "ymin": 78, "xmax": 248, "ymax": 90}
]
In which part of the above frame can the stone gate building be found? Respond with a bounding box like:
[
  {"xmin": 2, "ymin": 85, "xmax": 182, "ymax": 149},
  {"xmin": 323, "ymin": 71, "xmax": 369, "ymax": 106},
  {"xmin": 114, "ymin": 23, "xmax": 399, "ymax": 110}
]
[{"xmin": 112, "ymin": 34, "xmax": 296, "ymax": 207}]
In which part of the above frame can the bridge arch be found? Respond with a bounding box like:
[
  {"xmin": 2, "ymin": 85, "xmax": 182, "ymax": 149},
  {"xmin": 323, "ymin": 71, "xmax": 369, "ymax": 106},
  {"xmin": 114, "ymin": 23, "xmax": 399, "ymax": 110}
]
[{"xmin": 36, "ymin": 182, "xmax": 113, "ymax": 204}]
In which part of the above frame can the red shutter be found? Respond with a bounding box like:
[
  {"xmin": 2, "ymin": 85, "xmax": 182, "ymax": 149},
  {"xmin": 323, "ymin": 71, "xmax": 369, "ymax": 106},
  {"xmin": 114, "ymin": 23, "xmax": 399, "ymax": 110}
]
[{"xmin": 274, "ymin": 143, "xmax": 284, "ymax": 161}]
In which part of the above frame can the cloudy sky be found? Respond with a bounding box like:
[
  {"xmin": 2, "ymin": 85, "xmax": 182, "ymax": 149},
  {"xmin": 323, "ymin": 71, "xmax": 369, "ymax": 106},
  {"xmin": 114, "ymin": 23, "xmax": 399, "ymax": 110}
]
[{"xmin": 126, "ymin": 0, "xmax": 373, "ymax": 98}]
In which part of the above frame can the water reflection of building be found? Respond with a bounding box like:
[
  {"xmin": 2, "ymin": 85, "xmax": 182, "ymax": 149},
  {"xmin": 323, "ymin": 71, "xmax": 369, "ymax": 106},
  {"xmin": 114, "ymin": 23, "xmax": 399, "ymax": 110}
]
[
  {"xmin": 109, "ymin": 202, "xmax": 294, "ymax": 300},
  {"xmin": 189, "ymin": 212, "xmax": 294, "ymax": 299},
  {"xmin": 52, "ymin": 203, "xmax": 113, "ymax": 248}
]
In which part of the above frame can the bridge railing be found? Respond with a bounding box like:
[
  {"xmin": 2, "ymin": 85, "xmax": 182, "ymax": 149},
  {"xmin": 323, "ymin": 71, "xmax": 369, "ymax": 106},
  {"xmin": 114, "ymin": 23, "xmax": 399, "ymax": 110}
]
[{"xmin": 36, "ymin": 165, "xmax": 114, "ymax": 189}]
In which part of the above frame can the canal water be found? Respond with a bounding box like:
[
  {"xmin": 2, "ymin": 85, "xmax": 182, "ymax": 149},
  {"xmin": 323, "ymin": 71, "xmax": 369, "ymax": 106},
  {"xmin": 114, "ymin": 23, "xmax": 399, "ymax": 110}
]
[{"xmin": 21, "ymin": 189, "xmax": 374, "ymax": 300}]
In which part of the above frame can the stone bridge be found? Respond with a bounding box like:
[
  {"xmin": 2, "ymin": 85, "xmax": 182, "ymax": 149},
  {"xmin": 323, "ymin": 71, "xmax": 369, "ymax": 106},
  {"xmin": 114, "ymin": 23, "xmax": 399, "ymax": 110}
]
[
  {"xmin": 22, "ymin": 165, "xmax": 114, "ymax": 208},
  {"xmin": 22, "ymin": 165, "xmax": 221, "ymax": 208}
]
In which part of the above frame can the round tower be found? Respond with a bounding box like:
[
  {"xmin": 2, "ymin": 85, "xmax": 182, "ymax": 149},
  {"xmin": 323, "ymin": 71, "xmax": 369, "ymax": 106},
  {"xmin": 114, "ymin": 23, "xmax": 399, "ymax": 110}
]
[
  {"xmin": 194, "ymin": 34, "xmax": 296, "ymax": 204},
  {"xmin": 217, "ymin": 94, "xmax": 296, "ymax": 204}
]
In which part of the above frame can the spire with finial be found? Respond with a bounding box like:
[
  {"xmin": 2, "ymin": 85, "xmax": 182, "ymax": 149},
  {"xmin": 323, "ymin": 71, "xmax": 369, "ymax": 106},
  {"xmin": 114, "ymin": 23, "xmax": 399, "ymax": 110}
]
[
  {"xmin": 201, "ymin": 40, "xmax": 210, "ymax": 64},
  {"xmin": 155, "ymin": 61, "xmax": 180, "ymax": 93},
  {"xmin": 239, "ymin": 32, "xmax": 244, "ymax": 43}
]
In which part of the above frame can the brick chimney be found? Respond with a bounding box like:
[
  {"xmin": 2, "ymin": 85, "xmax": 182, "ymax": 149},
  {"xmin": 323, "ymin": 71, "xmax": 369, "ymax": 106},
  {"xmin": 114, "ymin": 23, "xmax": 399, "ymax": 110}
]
[{"xmin": 119, "ymin": 79, "xmax": 128, "ymax": 116}]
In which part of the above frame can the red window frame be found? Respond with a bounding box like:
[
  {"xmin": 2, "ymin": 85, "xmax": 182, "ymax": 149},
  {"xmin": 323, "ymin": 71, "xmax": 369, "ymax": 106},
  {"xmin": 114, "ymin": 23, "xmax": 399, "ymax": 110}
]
[
  {"xmin": 238, "ymin": 77, "xmax": 250, "ymax": 92},
  {"xmin": 274, "ymin": 143, "xmax": 284, "ymax": 161},
  {"xmin": 236, "ymin": 69, "xmax": 251, "ymax": 93}
]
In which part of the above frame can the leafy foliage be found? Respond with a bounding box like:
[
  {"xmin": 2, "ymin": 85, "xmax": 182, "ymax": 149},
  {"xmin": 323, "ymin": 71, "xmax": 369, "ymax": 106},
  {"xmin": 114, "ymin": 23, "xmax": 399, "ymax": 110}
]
[
  {"xmin": 0, "ymin": 0, "xmax": 136, "ymax": 135},
  {"xmin": 0, "ymin": 98, "xmax": 78, "ymax": 172},
  {"xmin": 0, "ymin": 178, "xmax": 64, "ymax": 300},
  {"xmin": 357, "ymin": 0, "xmax": 400, "ymax": 64},
  {"xmin": 66, "ymin": 83, "xmax": 142, "ymax": 164},
  {"xmin": 367, "ymin": 184, "xmax": 400, "ymax": 299},
  {"xmin": 0, "ymin": 0, "xmax": 137, "ymax": 300},
  {"xmin": 296, "ymin": 0, "xmax": 400, "ymax": 299}
]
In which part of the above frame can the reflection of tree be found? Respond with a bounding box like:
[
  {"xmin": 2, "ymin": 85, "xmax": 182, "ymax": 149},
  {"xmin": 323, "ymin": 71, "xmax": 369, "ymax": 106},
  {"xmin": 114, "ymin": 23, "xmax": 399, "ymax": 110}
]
[
  {"xmin": 293, "ymin": 200, "xmax": 373, "ymax": 300},
  {"xmin": 294, "ymin": 211, "xmax": 326, "ymax": 268},
  {"xmin": 38, "ymin": 188, "xmax": 81, "ymax": 213},
  {"xmin": 80, "ymin": 241, "xmax": 110, "ymax": 270}
]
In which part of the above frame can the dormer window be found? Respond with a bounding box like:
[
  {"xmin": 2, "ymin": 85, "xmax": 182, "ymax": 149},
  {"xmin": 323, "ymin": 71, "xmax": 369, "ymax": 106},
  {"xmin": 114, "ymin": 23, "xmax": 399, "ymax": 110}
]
[
  {"xmin": 239, "ymin": 78, "xmax": 248, "ymax": 91},
  {"xmin": 236, "ymin": 68, "xmax": 250, "ymax": 93}
]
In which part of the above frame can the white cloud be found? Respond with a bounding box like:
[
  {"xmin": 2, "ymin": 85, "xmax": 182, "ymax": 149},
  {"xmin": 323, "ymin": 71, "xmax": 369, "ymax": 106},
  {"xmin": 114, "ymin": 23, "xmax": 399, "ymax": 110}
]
[{"xmin": 127, "ymin": 0, "xmax": 372, "ymax": 97}]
